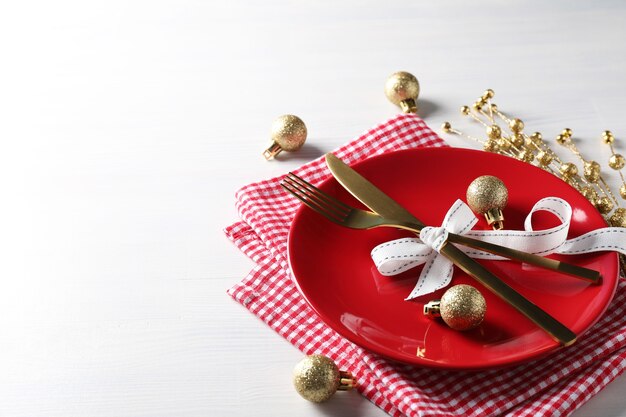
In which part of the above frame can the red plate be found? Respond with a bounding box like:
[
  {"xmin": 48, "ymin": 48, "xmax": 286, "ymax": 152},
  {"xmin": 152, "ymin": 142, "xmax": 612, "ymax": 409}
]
[{"xmin": 287, "ymin": 148, "xmax": 619, "ymax": 370}]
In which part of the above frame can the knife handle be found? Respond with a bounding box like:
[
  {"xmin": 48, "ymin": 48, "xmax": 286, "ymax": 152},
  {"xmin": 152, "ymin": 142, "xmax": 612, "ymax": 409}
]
[
  {"xmin": 439, "ymin": 242, "xmax": 577, "ymax": 346},
  {"xmin": 446, "ymin": 233, "xmax": 601, "ymax": 284}
]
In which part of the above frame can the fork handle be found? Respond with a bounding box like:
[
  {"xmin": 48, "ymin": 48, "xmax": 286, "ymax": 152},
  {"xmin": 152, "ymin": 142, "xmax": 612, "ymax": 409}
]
[{"xmin": 393, "ymin": 223, "xmax": 601, "ymax": 284}]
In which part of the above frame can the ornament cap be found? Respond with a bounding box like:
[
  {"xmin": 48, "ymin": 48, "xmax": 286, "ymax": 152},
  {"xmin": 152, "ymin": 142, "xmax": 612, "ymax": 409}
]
[
  {"xmin": 263, "ymin": 141, "xmax": 283, "ymax": 160},
  {"xmin": 399, "ymin": 98, "xmax": 417, "ymax": 114},
  {"xmin": 484, "ymin": 208, "xmax": 505, "ymax": 230},
  {"xmin": 423, "ymin": 300, "xmax": 442, "ymax": 318}
]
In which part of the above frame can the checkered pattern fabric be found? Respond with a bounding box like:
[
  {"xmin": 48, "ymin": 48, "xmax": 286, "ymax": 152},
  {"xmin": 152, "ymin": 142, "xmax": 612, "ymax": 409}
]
[{"xmin": 225, "ymin": 113, "xmax": 626, "ymax": 417}]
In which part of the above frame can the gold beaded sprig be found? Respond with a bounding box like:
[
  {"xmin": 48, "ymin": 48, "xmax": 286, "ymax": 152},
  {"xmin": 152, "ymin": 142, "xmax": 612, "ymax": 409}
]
[
  {"xmin": 603, "ymin": 131, "xmax": 626, "ymax": 227},
  {"xmin": 555, "ymin": 129, "xmax": 617, "ymax": 216},
  {"xmin": 441, "ymin": 90, "xmax": 625, "ymax": 227}
]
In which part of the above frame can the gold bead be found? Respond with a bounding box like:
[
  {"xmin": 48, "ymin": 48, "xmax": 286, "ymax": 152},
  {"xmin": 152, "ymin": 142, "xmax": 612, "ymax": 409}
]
[
  {"xmin": 564, "ymin": 176, "xmax": 578, "ymax": 188},
  {"xmin": 460, "ymin": 105, "xmax": 471, "ymax": 115},
  {"xmin": 609, "ymin": 154, "xmax": 625, "ymax": 170},
  {"xmin": 609, "ymin": 208, "xmax": 626, "ymax": 227},
  {"xmin": 602, "ymin": 130, "xmax": 615, "ymax": 144},
  {"xmin": 424, "ymin": 285, "xmax": 486, "ymax": 331},
  {"xmin": 293, "ymin": 355, "xmax": 354, "ymax": 402},
  {"xmin": 537, "ymin": 150, "xmax": 553, "ymax": 167},
  {"xmin": 562, "ymin": 128, "xmax": 573, "ymax": 138},
  {"xmin": 483, "ymin": 139, "xmax": 499, "ymax": 153},
  {"xmin": 486, "ymin": 124, "xmax": 502, "ymax": 140},
  {"xmin": 490, "ymin": 103, "xmax": 498, "ymax": 112},
  {"xmin": 559, "ymin": 162, "xmax": 578, "ymax": 178},
  {"xmin": 511, "ymin": 133, "xmax": 525, "ymax": 148},
  {"xmin": 483, "ymin": 89, "xmax": 495, "ymax": 99},
  {"xmin": 509, "ymin": 118, "xmax": 524, "ymax": 134},
  {"xmin": 595, "ymin": 196, "xmax": 614, "ymax": 214},
  {"xmin": 466, "ymin": 175, "xmax": 508, "ymax": 229},
  {"xmin": 472, "ymin": 101, "xmax": 484, "ymax": 111},
  {"xmin": 385, "ymin": 71, "xmax": 419, "ymax": 113},
  {"xmin": 497, "ymin": 137, "xmax": 512, "ymax": 152},
  {"xmin": 580, "ymin": 186, "xmax": 598, "ymax": 204},
  {"xmin": 264, "ymin": 115, "xmax": 308, "ymax": 160},
  {"xmin": 555, "ymin": 134, "xmax": 569, "ymax": 146},
  {"xmin": 620, "ymin": 184, "xmax": 626, "ymax": 199},
  {"xmin": 530, "ymin": 132, "xmax": 543, "ymax": 144},
  {"xmin": 583, "ymin": 161, "xmax": 601, "ymax": 183},
  {"xmin": 441, "ymin": 121, "xmax": 452, "ymax": 133},
  {"xmin": 518, "ymin": 149, "xmax": 534, "ymax": 163}
]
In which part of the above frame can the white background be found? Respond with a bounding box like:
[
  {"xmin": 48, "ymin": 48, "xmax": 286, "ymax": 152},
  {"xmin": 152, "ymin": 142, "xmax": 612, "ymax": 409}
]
[{"xmin": 1, "ymin": 1, "xmax": 626, "ymax": 416}]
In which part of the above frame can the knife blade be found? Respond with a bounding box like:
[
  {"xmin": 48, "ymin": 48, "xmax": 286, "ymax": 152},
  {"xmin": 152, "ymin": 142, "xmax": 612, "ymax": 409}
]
[{"xmin": 325, "ymin": 152, "xmax": 576, "ymax": 346}]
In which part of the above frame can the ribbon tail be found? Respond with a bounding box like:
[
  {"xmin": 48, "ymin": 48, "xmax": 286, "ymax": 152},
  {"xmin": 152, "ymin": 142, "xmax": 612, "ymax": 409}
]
[
  {"xmin": 557, "ymin": 227, "xmax": 626, "ymax": 255},
  {"xmin": 405, "ymin": 253, "xmax": 454, "ymax": 300}
]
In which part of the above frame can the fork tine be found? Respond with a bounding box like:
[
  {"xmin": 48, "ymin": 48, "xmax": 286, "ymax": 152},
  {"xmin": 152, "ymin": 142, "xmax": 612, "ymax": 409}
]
[
  {"xmin": 282, "ymin": 176, "xmax": 348, "ymax": 220},
  {"xmin": 280, "ymin": 181, "xmax": 346, "ymax": 224},
  {"xmin": 283, "ymin": 174, "xmax": 350, "ymax": 219},
  {"xmin": 285, "ymin": 173, "xmax": 352, "ymax": 212}
]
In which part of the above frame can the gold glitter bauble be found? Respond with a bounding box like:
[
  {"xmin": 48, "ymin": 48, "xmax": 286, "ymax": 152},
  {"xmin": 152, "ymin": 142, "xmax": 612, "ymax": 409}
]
[
  {"xmin": 536, "ymin": 150, "xmax": 553, "ymax": 167},
  {"xmin": 595, "ymin": 196, "xmax": 614, "ymax": 214},
  {"xmin": 621, "ymin": 184, "xmax": 626, "ymax": 199},
  {"xmin": 264, "ymin": 115, "xmax": 307, "ymax": 160},
  {"xmin": 583, "ymin": 161, "xmax": 601, "ymax": 183},
  {"xmin": 509, "ymin": 118, "xmax": 524, "ymax": 134},
  {"xmin": 609, "ymin": 208, "xmax": 626, "ymax": 227},
  {"xmin": 559, "ymin": 162, "xmax": 578, "ymax": 178},
  {"xmin": 271, "ymin": 115, "xmax": 307, "ymax": 151},
  {"xmin": 385, "ymin": 71, "xmax": 419, "ymax": 111},
  {"xmin": 466, "ymin": 175, "xmax": 508, "ymax": 214},
  {"xmin": 486, "ymin": 124, "xmax": 502, "ymax": 140},
  {"xmin": 440, "ymin": 285, "xmax": 487, "ymax": 331},
  {"xmin": 293, "ymin": 355, "xmax": 354, "ymax": 402},
  {"xmin": 609, "ymin": 154, "xmax": 625, "ymax": 170}
]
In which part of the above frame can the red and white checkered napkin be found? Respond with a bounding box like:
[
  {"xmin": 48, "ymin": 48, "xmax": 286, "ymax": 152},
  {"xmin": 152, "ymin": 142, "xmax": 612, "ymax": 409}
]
[{"xmin": 225, "ymin": 113, "xmax": 626, "ymax": 417}]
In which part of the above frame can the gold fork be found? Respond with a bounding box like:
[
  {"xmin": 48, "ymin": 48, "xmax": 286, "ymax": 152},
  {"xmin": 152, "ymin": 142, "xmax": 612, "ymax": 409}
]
[{"xmin": 281, "ymin": 172, "xmax": 600, "ymax": 283}]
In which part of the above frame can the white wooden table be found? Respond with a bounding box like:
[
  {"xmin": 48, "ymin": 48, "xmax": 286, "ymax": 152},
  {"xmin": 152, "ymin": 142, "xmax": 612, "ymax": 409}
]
[{"xmin": 1, "ymin": 1, "xmax": 626, "ymax": 416}]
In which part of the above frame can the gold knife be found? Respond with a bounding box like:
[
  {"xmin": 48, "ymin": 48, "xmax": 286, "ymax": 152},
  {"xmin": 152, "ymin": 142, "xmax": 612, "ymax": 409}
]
[{"xmin": 325, "ymin": 152, "xmax": 577, "ymax": 346}]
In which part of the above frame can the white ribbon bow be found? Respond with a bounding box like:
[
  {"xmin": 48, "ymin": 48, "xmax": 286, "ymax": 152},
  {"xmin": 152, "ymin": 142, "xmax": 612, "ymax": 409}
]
[{"xmin": 371, "ymin": 197, "xmax": 626, "ymax": 300}]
